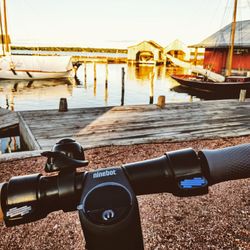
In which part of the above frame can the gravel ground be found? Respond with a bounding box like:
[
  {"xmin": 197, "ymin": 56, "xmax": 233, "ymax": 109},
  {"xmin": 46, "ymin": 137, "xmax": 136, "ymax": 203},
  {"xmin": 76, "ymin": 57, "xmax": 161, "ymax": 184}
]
[{"xmin": 0, "ymin": 137, "xmax": 249, "ymax": 250}]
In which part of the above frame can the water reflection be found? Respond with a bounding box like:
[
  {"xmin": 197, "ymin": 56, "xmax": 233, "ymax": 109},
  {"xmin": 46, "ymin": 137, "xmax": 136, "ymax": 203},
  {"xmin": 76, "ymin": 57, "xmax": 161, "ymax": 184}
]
[
  {"xmin": 127, "ymin": 65, "xmax": 168, "ymax": 82},
  {"xmin": 0, "ymin": 64, "xmax": 200, "ymax": 111},
  {"xmin": 0, "ymin": 136, "xmax": 21, "ymax": 154},
  {"xmin": 0, "ymin": 78, "xmax": 74, "ymax": 110}
]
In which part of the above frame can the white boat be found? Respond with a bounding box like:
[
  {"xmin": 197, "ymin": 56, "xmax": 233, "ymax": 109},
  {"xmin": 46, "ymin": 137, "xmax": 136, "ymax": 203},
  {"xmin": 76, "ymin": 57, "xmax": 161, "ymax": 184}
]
[
  {"xmin": 0, "ymin": 55, "xmax": 73, "ymax": 79},
  {"xmin": 0, "ymin": 0, "xmax": 74, "ymax": 80}
]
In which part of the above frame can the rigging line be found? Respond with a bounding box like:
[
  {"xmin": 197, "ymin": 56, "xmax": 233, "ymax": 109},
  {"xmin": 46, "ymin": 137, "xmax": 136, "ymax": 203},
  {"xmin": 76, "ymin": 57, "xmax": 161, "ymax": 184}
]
[
  {"xmin": 209, "ymin": 0, "xmax": 231, "ymax": 72},
  {"xmin": 0, "ymin": 0, "xmax": 5, "ymax": 55},
  {"xmin": 246, "ymin": 0, "xmax": 250, "ymax": 12}
]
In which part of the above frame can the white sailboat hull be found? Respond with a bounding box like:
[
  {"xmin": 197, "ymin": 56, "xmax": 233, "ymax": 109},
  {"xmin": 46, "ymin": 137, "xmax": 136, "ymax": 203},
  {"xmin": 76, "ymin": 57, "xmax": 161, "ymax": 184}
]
[
  {"xmin": 0, "ymin": 55, "xmax": 74, "ymax": 80},
  {"xmin": 0, "ymin": 69, "xmax": 73, "ymax": 79}
]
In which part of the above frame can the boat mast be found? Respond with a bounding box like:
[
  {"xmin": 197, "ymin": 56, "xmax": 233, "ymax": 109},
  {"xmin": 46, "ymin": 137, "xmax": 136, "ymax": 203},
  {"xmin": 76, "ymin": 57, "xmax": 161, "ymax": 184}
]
[
  {"xmin": 0, "ymin": 2, "xmax": 5, "ymax": 56},
  {"xmin": 226, "ymin": 0, "xmax": 238, "ymax": 76},
  {"xmin": 2, "ymin": 0, "xmax": 9, "ymax": 53}
]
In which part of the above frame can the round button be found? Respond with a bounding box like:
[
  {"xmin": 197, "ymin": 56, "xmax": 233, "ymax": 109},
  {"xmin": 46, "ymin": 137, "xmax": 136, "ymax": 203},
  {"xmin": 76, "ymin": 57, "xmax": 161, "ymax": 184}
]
[
  {"xmin": 83, "ymin": 183, "xmax": 132, "ymax": 225},
  {"xmin": 102, "ymin": 209, "xmax": 115, "ymax": 221}
]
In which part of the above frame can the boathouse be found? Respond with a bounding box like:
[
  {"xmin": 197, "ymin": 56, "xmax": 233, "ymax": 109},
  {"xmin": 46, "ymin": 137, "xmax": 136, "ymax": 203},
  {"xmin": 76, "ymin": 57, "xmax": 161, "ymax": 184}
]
[
  {"xmin": 127, "ymin": 40, "xmax": 164, "ymax": 65},
  {"xmin": 164, "ymin": 39, "xmax": 190, "ymax": 62},
  {"xmin": 190, "ymin": 20, "xmax": 250, "ymax": 75}
]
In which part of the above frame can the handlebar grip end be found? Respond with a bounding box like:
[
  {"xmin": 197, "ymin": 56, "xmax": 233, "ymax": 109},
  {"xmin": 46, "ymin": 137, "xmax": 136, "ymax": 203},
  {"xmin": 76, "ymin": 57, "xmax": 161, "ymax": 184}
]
[
  {"xmin": 0, "ymin": 182, "xmax": 7, "ymax": 223},
  {"xmin": 199, "ymin": 144, "xmax": 250, "ymax": 185}
]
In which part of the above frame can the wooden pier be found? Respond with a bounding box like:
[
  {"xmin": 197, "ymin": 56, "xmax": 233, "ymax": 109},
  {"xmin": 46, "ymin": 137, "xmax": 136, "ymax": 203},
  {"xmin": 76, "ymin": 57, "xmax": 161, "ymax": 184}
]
[
  {"xmin": 7, "ymin": 100, "xmax": 250, "ymax": 151},
  {"xmin": 0, "ymin": 108, "xmax": 18, "ymax": 137}
]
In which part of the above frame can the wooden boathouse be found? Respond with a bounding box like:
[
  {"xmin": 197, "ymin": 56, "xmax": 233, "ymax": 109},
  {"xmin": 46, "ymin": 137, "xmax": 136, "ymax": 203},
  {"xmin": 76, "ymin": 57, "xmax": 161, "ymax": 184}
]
[
  {"xmin": 190, "ymin": 20, "xmax": 250, "ymax": 75},
  {"xmin": 127, "ymin": 40, "xmax": 164, "ymax": 65},
  {"xmin": 164, "ymin": 39, "xmax": 190, "ymax": 63}
]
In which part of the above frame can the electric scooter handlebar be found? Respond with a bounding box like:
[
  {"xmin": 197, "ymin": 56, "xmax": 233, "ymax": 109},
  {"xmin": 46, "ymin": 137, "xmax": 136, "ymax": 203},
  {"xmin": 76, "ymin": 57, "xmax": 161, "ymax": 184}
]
[
  {"xmin": 199, "ymin": 143, "xmax": 250, "ymax": 184},
  {"xmin": 0, "ymin": 143, "xmax": 250, "ymax": 228}
]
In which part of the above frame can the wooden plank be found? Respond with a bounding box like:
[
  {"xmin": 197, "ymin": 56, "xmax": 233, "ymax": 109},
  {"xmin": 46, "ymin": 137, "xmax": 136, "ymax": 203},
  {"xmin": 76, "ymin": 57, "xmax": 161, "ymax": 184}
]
[
  {"xmin": 19, "ymin": 100, "xmax": 250, "ymax": 150},
  {"xmin": 0, "ymin": 108, "xmax": 19, "ymax": 137},
  {"xmin": 17, "ymin": 112, "xmax": 41, "ymax": 150},
  {"xmin": 0, "ymin": 150, "xmax": 44, "ymax": 163}
]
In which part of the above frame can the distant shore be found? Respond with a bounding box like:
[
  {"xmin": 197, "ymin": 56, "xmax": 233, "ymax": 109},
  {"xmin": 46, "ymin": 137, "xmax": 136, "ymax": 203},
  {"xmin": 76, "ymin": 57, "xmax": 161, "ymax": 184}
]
[{"xmin": 11, "ymin": 46, "xmax": 128, "ymax": 54}]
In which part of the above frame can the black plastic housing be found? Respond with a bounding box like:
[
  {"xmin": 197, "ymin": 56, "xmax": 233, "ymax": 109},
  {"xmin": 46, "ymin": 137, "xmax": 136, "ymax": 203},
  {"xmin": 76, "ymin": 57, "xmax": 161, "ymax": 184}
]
[
  {"xmin": 78, "ymin": 167, "xmax": 144, "ymax": 250},
  {"xmin": 2, "ymin": 172, "xmax": 84, "ymax": 227},
  {"xmin": 123, "ymin": 149, "xmax": 208, "ymax": 197}
]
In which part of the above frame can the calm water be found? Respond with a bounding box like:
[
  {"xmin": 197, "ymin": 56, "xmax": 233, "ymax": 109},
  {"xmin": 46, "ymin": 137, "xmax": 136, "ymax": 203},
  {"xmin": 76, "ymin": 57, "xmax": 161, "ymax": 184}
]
[{"xmin": 0, "ymin": 64, "xmax": 199, "ymax": 111}]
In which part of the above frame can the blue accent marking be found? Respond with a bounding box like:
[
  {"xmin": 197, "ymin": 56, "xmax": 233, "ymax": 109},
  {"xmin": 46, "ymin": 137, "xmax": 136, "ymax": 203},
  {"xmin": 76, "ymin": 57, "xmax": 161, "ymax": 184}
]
[{"xmin": 180, "ymin": 177, "xmax": 207, "ymax": 189}]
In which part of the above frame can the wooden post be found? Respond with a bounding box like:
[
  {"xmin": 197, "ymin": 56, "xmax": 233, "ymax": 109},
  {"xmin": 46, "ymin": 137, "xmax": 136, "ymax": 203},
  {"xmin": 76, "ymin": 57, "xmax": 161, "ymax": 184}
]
[
  {"xmin": 59, "ymin": 98, "xmax": 68, "ymax": 112},
  {"xmin": 194, "ymin": 48, "xmax": 198, "ymax": 66},
  {"xmin": 157, "ymin": 95, "xmax": 165, "ymax": 108},
  {"xmin": 104, "ymin": 62, "xmax": 109, "ymax": 104},
  {"xmin": 0, "ymin": 5, "xmax": 5, "ymax": 56},
  {"xmin": 93, "ymin": 62, "xmax": 97, "ymax": 96},
  {"xmin": 121, "ymin": 67, "xmax": 125, "ymax": 106},
  {"xmin": 104, "ymin": 87, "xmax": 108, "ymax": 104},
  {"xmin": 105, "ymin": 62, "xmax": 108, "ymax": 89},
  {"xmin": 13, "ymin": 136, "xmax": 17, "ymax": 151},
  {"xmin": 149, "ymin": 72, "xmax": 155, "ymax": 104},
  {"xmin": 73, "ymin": 65, "xmax": 77, "ymax": 78},
  {"xmin": 84, "ymin": 60, "xmax": 87, "ymax": 88},
  {"xmin": 3, "ymin": 0, "xmax": 9, "ymax": 53},
  {"xmin": 239, "ymin": 89, "xmax": 246, "ymax": 102},
  {"xmin": 94, "ymin": 62, "xmax": 97, "ymax": 81},
  {"xmin": 10, "ymin": 93, "xmax": 14, "ymax": 111},
  {"xmin": 5, "ymin": 94, "xmax": 9, "ymax": 109}
]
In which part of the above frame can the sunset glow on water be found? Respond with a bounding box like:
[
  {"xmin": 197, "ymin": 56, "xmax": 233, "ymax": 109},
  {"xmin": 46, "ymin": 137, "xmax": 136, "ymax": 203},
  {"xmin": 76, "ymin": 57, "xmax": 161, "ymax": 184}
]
[{"xmin": 0, "ymin": 64, "xmax": 198, "ymax": 111}]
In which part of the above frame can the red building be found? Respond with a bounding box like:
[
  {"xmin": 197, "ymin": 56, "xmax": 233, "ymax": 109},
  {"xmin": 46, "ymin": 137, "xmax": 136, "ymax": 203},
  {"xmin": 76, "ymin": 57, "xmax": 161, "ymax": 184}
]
[{"xmin": 190, "ymin": 20, "xmax": 250, "ymax": 75}]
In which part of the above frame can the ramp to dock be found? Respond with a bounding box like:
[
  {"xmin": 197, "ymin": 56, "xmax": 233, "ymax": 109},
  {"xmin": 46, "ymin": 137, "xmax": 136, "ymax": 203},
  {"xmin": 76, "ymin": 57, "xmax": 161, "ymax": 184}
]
[{"xmin": 18, "ymin": 100, "xmax": 250, "ymax": 150}]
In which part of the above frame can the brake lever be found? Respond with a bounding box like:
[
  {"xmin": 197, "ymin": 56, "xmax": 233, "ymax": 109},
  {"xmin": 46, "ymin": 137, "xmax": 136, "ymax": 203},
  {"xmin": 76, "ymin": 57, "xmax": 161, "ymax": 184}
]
[{"xmin": 41, "ymin": 151, "xmax": 89, "ymax": 173}]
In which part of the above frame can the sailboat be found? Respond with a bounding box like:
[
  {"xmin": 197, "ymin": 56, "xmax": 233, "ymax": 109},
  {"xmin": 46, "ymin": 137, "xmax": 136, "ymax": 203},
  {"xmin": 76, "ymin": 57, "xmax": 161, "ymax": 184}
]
[
  {"xmin": 0, "ymin": 0, "xmax": 73, "ymax": 80},
  {"xmin": 171, "ymin": 0, "xmax": 250, "ymax": 95}
]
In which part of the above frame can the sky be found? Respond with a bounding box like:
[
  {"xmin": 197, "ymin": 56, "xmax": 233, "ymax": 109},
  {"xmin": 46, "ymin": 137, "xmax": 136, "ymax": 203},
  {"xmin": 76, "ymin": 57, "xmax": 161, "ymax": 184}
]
[{"xmin": 4, "ymin": 0, "xmax": 250, "ymax": 48}]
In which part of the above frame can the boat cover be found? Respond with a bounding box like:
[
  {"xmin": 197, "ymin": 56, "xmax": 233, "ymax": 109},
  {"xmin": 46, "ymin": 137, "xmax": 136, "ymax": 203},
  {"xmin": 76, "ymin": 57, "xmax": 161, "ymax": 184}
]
[{"xmin": 0, "ymin": 55, "xmax": 73, "ymax": 72}]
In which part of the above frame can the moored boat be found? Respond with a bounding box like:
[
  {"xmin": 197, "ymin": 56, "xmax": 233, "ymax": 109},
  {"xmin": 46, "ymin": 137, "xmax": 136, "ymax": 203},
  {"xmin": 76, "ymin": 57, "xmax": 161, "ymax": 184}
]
[
  {"xmin": 171, "ymin": 0, "xmax": 250, "ymax": 95},
  {"xmin": 171, "ymin": 74, "xmax": 250, "ymax": 93},
  {"xmin": 0, "ymin": 55, "xmax": 73, "ymax": 80},
  {"xmin": 0, "ymin": 0, "xmax": 73, "ymax": 80}
]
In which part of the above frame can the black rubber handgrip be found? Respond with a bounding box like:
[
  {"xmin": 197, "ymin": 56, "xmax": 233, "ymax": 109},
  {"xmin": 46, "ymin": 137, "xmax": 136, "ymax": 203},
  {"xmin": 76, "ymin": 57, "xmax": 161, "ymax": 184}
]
[{"xmin": 199, "ymin": 144, "xmax": 250, "ymax": 184}]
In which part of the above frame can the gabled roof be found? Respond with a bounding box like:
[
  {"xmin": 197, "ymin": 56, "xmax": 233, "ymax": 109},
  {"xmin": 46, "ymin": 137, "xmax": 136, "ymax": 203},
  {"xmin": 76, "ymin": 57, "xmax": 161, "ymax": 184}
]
[
  {"xmin": 146, "ymin": 40, "xmax": 163, "ymax": 49},
  {"xmin": 190, "ymin": 20, "xmax": 250, "ymax": 48},
  {"xmin": 128, "ymin": 40, "xmax": 163, "ymax": 49},
  {"xmin": 164, "ymin": 39, "xmax": 188, "ymax": 53}
]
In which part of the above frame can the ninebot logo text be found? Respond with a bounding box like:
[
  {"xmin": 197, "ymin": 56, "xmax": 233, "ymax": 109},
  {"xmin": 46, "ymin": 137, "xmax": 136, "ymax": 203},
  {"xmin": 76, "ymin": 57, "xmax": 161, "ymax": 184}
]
[{"xmin": 93, "ymin": 170, "xmax": 117, "ymax": 179}]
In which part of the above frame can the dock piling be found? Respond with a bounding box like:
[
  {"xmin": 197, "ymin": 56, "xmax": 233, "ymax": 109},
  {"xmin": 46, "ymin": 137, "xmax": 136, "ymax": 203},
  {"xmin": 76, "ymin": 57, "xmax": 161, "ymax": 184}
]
[
  {"xmin": 149, "ymin": 72, "xmax": 155, "ymax": 104},
  {"xmin": 94, "ymin": 62, "xmax": 97, "ymax": 81},
  {"xmin": 84, "ymin": 61, "xmax": 87, "ymax": 88},
  {"xmin": 59, "ymin": 98, "xmax": 68, "ymax": 112},
  {"xmin": 157, "ymin": 95, "xmax": 165, "ymax": 108},
  {"xmin": 93, "ymin": 62, "xmax": 97, "ymax": 96},
  {"xmin": 239, "ymin": 89, "xmax": 247, "ymax": 102},
  {"xmin": 121, "ymin": 67, "xmax": 125, "ymax": 106},
  {"xmin": 105, "ymin": 62, "xmax": 109, "ymax": 89}
]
